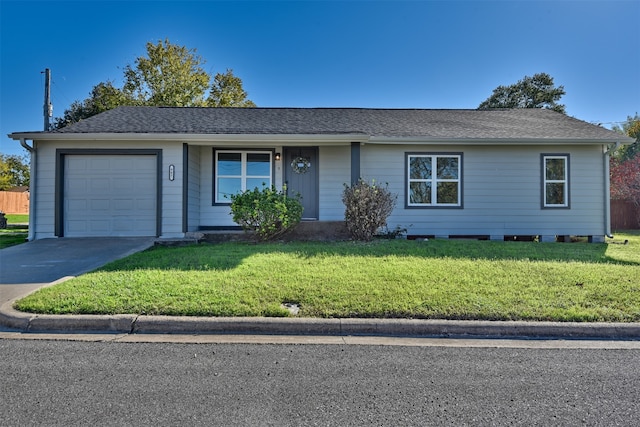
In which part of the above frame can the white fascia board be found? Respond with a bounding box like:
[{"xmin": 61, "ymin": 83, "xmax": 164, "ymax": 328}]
[
  {"xmin": 9, "ymin": 132, "xmax": 369, "ymax": 145},
  {"xmin": 366, "ymin": 136, "xmax": 635, "ymax": 145}
]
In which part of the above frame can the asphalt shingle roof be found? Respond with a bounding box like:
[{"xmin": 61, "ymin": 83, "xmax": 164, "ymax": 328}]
[{"xmin": 46, "ymin": 106, "xmax": 629, "ymax": 141}]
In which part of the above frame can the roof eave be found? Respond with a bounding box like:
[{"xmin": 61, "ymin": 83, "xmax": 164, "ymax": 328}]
[
  {"xmin": 9, "ymin": 132, "xmax": 634, "ymax": 145},
  {"xmin": 367, "ymin": 136, "xmax": 636, "ymax": 145},
  {"xmin": 8, "ymin": 132, "xmax": 370, "ymax": 144}
]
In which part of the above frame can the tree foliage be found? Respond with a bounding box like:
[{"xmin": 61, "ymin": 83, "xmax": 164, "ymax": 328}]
[
  {"xmin": 208, "ymin": 69, "xmax": 256, "ymax": 107},
  {"xmin": 54, "ymin": 81, "xmax": 134, "ymax": 129},
  {"xmin": 123, "ymin": 39, "xmax": 211, "ymax": 107},
  {"xmin": 611, "ymin": 114, "xmax": 640, "ymax": 161},
  {"xmin": 54, "ymin": 39, "xmax": 255, "ymax": 129},
  {"xmin": 478, "ymin": 72, "xmax": 566, "ymax": 114},
  {"xmin": 0, "ymin": 154, "xmax": 30, "ymax": 190},
  {"xmin": 610, "ymin": 155, "xmax": 640, "ymax": 228}
]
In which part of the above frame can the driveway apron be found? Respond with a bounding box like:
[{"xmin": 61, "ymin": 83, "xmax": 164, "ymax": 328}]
[{"xmin": 0, "ymin": 237, "xmax": 155, "ymax": 304}]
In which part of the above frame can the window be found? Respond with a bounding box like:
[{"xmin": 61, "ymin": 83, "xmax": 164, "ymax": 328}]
[
  {"xmin": 407, "ymin": 153, "xmax": 461, "ymax": 207},
  {"xmin": 214, "ymin": 150, "xmax": 272, "ymax": 203},
  {"xmin": 542, "ymin": 154, "xmax": 569, "ymax": 208}
]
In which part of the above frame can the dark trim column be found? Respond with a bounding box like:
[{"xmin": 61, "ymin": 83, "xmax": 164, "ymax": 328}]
[
  {"xmin": 351, "ymin": 142, "xmax": 361, "ymax": 185},
  {"xmin": 182, "ymin": 143, "xmax": 188, "ymax": 233}
]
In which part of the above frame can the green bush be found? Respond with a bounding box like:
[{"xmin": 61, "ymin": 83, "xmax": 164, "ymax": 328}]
[
  {"xmin": 230, "ymin": 185, "xmax": 303, "ymax": 241},
  {"xmin": 342, "ymin": 179, "xmax": 397, "ymax": 241}
]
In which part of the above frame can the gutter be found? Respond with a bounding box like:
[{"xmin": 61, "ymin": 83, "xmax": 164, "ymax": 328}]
[
  {"xmin": 19, "ymin": 138, "xmax": 36, "ymax": 241},
  {"xmin": 604, "ymin": 142, "xmax": 621, "ymax": 239}
]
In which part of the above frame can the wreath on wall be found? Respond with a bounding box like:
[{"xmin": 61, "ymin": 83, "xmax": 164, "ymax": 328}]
[{"xmin": 291, "ymin": 156, "xmax": 311, "ymax": 174}]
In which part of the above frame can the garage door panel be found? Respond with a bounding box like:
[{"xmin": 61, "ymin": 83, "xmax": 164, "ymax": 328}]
[
  {"xmin": 64, "ymin": 154, "xmax": 157, "ymax": 237},
  {"xmin": 113, "ymin": 177, "xmax": 131, "ymax": 190},
  {"xmin": 113, "ymin": 199, "xmax": 135, "ymax": 211},
  {"xmin": 90, "ymin": 199, "xmax": 110, "ymax": 210},
  {"xmin": 67, "ymin": 157, "xmax": 88, "ymax": 171},
  {"xmin": 89, "ymin": 158, "xmax": 111, "ymax": 170},
  {"xmin": 90, "ymin": 178, "xmax": 110, "ymax": 191}
]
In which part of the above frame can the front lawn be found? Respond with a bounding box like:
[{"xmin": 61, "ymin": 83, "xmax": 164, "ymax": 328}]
[
  {"xmin": 14, "ymin": 231, "xmax": 640, "ymax": 322},
  {"xmin": 0, "ymin": 214, "xmax": 28, "ymax": 248}
]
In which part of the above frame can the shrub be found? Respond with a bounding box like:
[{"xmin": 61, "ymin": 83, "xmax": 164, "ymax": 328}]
[
  {"xmin": 230, "ymin": 185, "xmax": 303, "ymax": 241},
  {"xmin": 342, "ymin": 179, "xmax": 397, "ymax": 241}
]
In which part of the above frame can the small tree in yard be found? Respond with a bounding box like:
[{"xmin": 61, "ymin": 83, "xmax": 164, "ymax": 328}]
[
  {"xmin": 342, "ymin": 179, "xmax": 397, "ymax": 241},
  {"xmin": 610, "ymin": 156, "xmax": 640, "ymax": 224},
  {"xmin": 230, "ymin": 185, "xmax": 303, "ymax": 241}
]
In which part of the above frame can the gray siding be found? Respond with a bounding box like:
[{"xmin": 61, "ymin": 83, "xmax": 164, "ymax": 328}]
[
  {"xmin": 187, "ymin": 145, "xmax": 201, "ymax": 232},
  {"xmin": 199, "ymin": 147, "xmax": 232, "ymax": 226},
  {"xmin": 318, "ymin": 145, "xmax": 350, "ymax": 221},
  {"xmin": 361, "ymin": 144, "xmax": 607, "ymax": 237}
]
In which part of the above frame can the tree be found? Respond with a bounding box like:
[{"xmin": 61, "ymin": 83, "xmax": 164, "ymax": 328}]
[
  {"xmin": 208, "ymin": 69, "xmax": 256, "ymax": 107},
  {"xmin": 610, "ymin": 156, "xmax": 640, "ymax": 226},
  {"xmin": 123, "ymin": 39, "xmax": 211, "ymax": 107},
  {"xmin": 0, "ymin": 154, "xmax": 30, "ymax": 190},
  {"xmin": 54, "ymin": 39, "xmax": 254, "ymax": 128},
  {"xmin": 478, "ymin": 72, "xmax": 566, "ymax": 114},
  {"xmin": 54, "ymin": 81, "xmax": 135, "ymax": 129},
  {"xmin": 611, "ymin": 114, "xmax": 640, "ymax": 161}
]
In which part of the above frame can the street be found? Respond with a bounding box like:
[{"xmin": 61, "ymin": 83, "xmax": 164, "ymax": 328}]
[{"xmin": 2, "ymin": 337, "xmax": 639, "ymax": 426}]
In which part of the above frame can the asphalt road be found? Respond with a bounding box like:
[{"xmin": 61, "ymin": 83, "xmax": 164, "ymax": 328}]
[{"xmin": 2, "ymin": 339, "xmax": 639, "ymax": 426}]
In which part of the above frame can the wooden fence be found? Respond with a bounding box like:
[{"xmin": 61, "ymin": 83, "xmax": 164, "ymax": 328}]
[
  {"xmin": 611, "ymin": 199, "xmax": 640, "ymax": 230},
  {"xmin": 0, "ymin": 191, "xmax": 30, "ymax": 214}
]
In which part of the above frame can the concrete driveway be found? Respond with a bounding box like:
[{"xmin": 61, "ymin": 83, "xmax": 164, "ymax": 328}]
[{"xmin": 0, "ymin": 237, "xmax": 155, "ymax": 304}]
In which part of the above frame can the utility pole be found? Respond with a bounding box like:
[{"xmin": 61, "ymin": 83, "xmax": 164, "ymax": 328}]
[{"xmin": 42, "ymin": 68, "xmax": 52, "ymax": 131}]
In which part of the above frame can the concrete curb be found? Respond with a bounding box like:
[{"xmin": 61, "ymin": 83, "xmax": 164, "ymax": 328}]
[{"xmin": 2, "ymin": 300, "xmax": 640, "ymax": 339}]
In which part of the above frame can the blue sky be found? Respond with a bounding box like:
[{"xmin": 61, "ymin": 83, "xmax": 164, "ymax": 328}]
[{"xmin": 1, "ymin": 0, "xmax": 639, "ymax": 156}]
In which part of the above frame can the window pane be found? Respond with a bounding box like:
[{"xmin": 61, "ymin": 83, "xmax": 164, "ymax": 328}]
[
  {"xmin": 246, "ymin": 178, "xmax": 270, "ymax": 191},
  {"xmin": 410, "ymin": 182, "xmax": 431, "ymax": 204},
  {"xmin": 437, "ymin": 182, "xmax": 458, "ymax": 204},
  {"xmin": 247, "ymin": 153, "xmax": 271, "ymax": 176},
  {"xmin": 410, "ymin": 156, "xmax": 431, "ymax": 179},
  {"xmin": 218, "ymin": 153, "xmax": 241, "ymax": 175},
  {"xmin": 546, "ymin": 183, "xmax": 565, "ymax": 205},
  {"xmin": 545, "ymin": 158, "xmax": 565, "ymax": 180},
  {"xmin": 437, "ymin": 157, "xmax": 459, "ymax": 179},
  {"xmin": 217, "ymin": 178, "xmax": 241, "ymax": 201}
]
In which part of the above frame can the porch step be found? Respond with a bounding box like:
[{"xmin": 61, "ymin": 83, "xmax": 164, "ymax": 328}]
[{"xmin": 195, "ymin": 221, "xmax": 350, "ymax": 243}]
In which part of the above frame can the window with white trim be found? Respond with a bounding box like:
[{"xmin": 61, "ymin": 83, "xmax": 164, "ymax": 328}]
[
  {"xmin": 407, "ymin": 153, "xmax": 461, "ymax": 207},
  {"xmin": 542, "ymin": 154, "xmax": 569, "ymax": 208},
  {"xmin": 214, "ymin": 150, "xmax": 272, "ymax": 203}
]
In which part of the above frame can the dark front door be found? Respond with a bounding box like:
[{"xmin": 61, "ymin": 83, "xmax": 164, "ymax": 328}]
[{"xmin": 284, "ymin": 147, "xmax": 319, "ymax": 220}]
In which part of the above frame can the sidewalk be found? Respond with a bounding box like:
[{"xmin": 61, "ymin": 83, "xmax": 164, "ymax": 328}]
[{"xmin": 1, "ymin": 238, "xmax": 640, "ymax": 339}]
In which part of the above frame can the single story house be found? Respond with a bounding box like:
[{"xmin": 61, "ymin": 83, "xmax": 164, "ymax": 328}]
[{"xmin": 9, "ymin": 107, "xmax": 634, "ymax": 242}]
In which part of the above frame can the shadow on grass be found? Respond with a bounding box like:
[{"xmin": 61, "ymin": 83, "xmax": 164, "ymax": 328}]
[{"xmin": 97, "ymin": 232, "xmax": 640, "ymax": 273}]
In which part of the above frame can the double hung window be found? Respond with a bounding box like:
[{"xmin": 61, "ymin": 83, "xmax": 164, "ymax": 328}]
[
  {"xmin": 542, "ymin": 154, "xmax": 569, "ymax": 208},
  {"xmin": 407, "ymin": 153, "xmax": 462, "ymax": 207},
  {"xmin": 215, "ymin": 151, "xmax": 272, "ymax": 203}
]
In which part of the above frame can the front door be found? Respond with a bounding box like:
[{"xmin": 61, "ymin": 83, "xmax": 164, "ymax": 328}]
[{"xmin": 284, "ymin": 147, "xmax": 318, "ymax": 220}]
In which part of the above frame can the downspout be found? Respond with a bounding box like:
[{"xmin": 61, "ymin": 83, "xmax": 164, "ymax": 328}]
[
  {"xmin": 19, "ymin": 138, "xmax": 36, "ymax": 241},
  {"xmin": 604, "ymin": 142, "xmax": 621, "ymax": 239}
]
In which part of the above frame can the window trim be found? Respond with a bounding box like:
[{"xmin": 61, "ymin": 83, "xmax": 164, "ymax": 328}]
[
  {"xmin": 213, "ymin": 149, "xmax": 274, "ymax": 205},
  {"xmin": 405, "ymin": 152, "xmax": 463, "ymax": 209},
  {"xmin": 541, "ymin": 153, "xmax": 570, "ymax": 209}
]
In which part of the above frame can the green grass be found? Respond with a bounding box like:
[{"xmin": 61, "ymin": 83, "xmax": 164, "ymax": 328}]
[
  {"xmin": 5, "ymin": 214, "xmax": 29, "ymax": 224},
  {"xmin": 14, "ymin": 231, "xmax": 640, "ymax": 322},
  {"xmin": 0, "ymin": 214, "xmax": 28, "ymax": 248}
]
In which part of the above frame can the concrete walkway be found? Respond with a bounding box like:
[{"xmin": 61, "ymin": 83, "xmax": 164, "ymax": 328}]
[{"xmin": 1, "ymin": 238, "xmax": 639, "ymax": 339}]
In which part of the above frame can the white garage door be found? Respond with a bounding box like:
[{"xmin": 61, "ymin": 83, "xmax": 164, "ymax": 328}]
[{"xmin": 64, "ymin": 155, "xmax": 157, "ymax": 237}]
